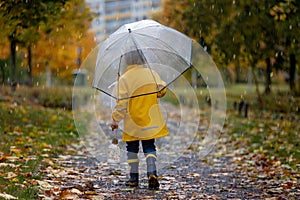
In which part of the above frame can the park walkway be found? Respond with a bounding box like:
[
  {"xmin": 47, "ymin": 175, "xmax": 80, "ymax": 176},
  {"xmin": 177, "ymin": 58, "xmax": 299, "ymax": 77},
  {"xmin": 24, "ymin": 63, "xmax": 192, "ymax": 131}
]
[{"xmin": 37, "ymin": 104, "xmax": 299, "ymax": 199}]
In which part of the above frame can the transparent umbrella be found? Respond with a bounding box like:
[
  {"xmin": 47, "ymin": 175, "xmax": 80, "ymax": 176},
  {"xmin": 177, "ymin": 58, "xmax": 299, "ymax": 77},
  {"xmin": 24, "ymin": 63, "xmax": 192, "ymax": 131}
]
[{"xmin": 92, "ymin": 19, "xmax": 193, "ymax": 99}]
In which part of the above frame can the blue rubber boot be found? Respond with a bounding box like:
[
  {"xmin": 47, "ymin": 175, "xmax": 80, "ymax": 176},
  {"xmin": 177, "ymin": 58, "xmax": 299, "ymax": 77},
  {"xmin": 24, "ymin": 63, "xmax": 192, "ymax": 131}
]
[
  {"xmin": 146, "ymin": 157, "xmax": 159, "ymax": 190},
  {"xmin": 125, "ymin": 162, "xmax": 139, "ymax": 187}
]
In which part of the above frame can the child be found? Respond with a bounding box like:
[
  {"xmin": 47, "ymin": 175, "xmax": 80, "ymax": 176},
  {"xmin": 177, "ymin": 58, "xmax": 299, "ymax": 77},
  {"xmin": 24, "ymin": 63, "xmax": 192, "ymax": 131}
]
[{"xmin": 110, "ymin": 50, "xmax": 168, "ymax": 190}]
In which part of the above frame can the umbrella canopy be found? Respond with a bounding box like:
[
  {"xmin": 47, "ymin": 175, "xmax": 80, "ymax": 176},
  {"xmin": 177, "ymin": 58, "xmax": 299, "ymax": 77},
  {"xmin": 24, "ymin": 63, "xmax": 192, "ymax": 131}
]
[{"xmin": 93, "ymin": 19, "xmax": 192, "ymax": 100}]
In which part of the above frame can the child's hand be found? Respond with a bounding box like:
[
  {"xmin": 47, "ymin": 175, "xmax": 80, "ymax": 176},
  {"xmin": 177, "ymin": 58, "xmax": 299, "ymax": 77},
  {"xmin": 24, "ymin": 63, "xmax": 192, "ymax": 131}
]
[{"xmin": 110, "ymin": 120, "xmax": 119, "ymax": 130}]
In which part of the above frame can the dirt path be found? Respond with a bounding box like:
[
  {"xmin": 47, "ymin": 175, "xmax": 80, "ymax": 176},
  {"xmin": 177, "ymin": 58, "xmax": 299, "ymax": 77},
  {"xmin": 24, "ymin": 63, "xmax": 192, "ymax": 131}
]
[
  {"xmin": 37, "ymin": 139, "xmax": 267, "ymax": 200},
  {"xmin": 37, "ymin": 104, "xmax": 299, "ymax": 199}
]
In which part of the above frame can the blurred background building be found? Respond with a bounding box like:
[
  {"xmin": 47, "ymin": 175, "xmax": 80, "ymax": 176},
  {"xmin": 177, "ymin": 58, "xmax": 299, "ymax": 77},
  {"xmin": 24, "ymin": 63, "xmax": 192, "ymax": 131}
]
[{"xmin": 86, "ymin": 0, "xmax": 162, "ymax": 42}]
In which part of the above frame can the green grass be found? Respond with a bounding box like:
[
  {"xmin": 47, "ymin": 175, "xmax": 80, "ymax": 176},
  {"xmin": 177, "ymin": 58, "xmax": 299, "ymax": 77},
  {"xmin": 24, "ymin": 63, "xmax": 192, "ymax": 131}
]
[
  {"xmin": 225, "ymin": 83, "xmax": 300, "ymax": 112},
  {"xmin": 164, "ymin": 83, "xmax": 299, "ymax": 170},
  {"xmin": 227, "ymin": 111, "xmax": 300, "ymax": 169},
  {"xmin": 0, "ymin": 101, "xmax": 78, "ymax": 199},
  {"xmin": 162, "ymin": 83, "xmax": 299, "ymax": 113}
]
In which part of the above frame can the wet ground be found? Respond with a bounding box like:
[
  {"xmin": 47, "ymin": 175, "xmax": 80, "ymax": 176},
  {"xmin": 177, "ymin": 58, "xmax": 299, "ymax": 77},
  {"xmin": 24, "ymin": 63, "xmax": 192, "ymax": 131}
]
[
  {"xmin": 38, "ymin": 141, "xmax": 269, "ymax": 200},
  {"xmin": 38, "ymin": 104, "xmax": 299, "ymax": 199}
]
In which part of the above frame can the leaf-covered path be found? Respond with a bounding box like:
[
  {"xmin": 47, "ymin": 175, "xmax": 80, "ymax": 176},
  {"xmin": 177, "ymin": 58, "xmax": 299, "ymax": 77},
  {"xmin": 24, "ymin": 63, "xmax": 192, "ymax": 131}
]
[
  {"xmin": 37, "ymin": 146, "xmax": 256, "ymax": 199},
  {"xmin": 38, "ymin": 137, "xmax": 299, "ymax": 199},
  {"xmin": 38, "ymin": 105, "xmax": 300, "ymax": 199}
]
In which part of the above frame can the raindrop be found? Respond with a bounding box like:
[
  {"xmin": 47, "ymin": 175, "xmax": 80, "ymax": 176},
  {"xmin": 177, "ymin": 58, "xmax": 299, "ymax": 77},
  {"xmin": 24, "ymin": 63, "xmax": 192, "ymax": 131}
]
[
  {"xmin": 233, "ymin": 0, "xmax": 236, "ymax": 5},
  {"xmin": 233, "ymin": 54, "xmax": 236, "ymax": 59},
  {"xmin": 249, "ymin": 11, "xmax": 251, "ymax": 16},
  {"xmin": 289, "ymin": 25, "xmax": 292, "ymax": 30},
  {"xmin": 270, "ymin": 72, "xmax": 273, "ymax": 77}
]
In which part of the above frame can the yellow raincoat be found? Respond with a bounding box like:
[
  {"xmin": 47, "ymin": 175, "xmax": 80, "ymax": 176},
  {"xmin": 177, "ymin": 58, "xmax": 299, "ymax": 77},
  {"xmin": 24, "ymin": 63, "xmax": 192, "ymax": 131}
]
[{"xmin": 112, "ymin": 64, "xmax": 168, "ymax": 142}]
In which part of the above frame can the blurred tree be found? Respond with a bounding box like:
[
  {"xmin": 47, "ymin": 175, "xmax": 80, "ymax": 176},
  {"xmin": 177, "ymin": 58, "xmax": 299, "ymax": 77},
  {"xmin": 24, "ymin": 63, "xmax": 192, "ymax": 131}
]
[
  {"xmin": 157, "ymin": 0, "xmax": 233, "ymax": 85},
  {"xmin": 33, "ymin": 0, "xmax": 95, "ymax": 85},
  {"xmin": 229, "ymin": 0, "xmax": 281, "ymax": 97},
  {"xmin": 209, "ymin": 1, "xmax": 244, "ymax": 83},
  {"xmin": 0, "ymin": 0, "xmax": 68, "ymax": 89},
  {"xmin": 0, "ymin": 38, "xmax": 10, "ymax": 84},
  {"xmin": 0, "ymin": 0, "xmax": 95, "ymax": 88},
  {"xmin": 158, "ymin": 0, "xmax": 223, "ymax": 45},
  {"xmin": 156, "ymin": 0, "xmax": 300, "ymax": 101},
  {"xmin": 270, "ymin": 0, "xmax": 300, "ymax": 94}
]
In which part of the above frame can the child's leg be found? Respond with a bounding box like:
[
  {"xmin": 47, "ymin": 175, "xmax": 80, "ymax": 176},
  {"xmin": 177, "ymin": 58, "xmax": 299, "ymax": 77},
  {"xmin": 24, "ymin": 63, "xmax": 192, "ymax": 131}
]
[
  {"xmin": 141, "ymin": 139, "xmax": 157, "ymax": 176},
  {"xmin": 125, "ymin": 140, "xmax": 139, "ymax": 186},
  {"xmin": 142, "ymin": 139, "xmax": 159, "ymax": 189}
]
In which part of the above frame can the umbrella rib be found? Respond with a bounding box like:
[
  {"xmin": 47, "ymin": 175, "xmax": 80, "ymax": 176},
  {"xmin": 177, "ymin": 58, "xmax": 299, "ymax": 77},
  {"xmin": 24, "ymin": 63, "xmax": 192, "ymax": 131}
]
[
  {"xmin": 118, "ymin": 64, "xmax": 192, "ymax": 100},
  {"xmin": 164, "ymin": 64, "xmax": 193, "ymax": 89},
  {"xmin": 133, "ymin": 32, "xmax": 188, "ymax": 61},
  {"xmin": 116, "ymin": 54, "xmax": 123, "ymax": 100},
  {"xmin": 92, "ymin": 64, "xmax": 192, "ymax": 101},
  {"xmin": 92, "ymin": 87, "xmax": 117, "ymax": 100},
  {"xmin": 132, "ymin": 32, "xmax": 192, "ymax": 75},
  {"xmin": 129, "ymin": 35, "xmax": 161, "ymax": 91}
]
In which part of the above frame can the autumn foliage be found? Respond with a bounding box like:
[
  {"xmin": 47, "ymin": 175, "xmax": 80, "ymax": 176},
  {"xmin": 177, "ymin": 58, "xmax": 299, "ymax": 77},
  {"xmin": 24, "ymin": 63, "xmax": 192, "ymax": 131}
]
[{"xmin": 0, "ymin": 0, "xmax": 96, "ymax": 85}]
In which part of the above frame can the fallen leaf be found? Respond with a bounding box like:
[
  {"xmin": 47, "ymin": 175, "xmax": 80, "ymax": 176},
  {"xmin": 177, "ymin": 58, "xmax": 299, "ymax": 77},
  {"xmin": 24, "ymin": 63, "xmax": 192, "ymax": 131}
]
[
  {"xmin": 0, "ymin": 163, "xmax": 17, "ymax": 168},
  {"xmin": 70, "ymin": 188, "xmax": 83, "ymax": 195},
  {"xmin": 6, "ymin": 172, "xmax": 17, "ymax": 179},
  {"xmin": 0, "ymin": 192, "xmax": 18, "ymax": 199},
  {"xmin": 37, "ymin": 180, "xmax": 53, "ymax": 190},
  {"xmin": 59, "ymin": 190, "xmax": 80, "ymax": 200}
]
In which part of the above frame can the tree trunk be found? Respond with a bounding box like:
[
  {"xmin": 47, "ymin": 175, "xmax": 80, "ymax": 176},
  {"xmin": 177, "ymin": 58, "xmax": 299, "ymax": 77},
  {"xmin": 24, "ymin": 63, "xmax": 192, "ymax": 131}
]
[
  {"xmin": 264, "ymin": 57, "xmax": 272, "ymax": 94},
  {"xmin": 27, "ymin": 45, "xmax": 33, "ymax": 87},
  {"xmin": 9, "ymin": 36, "xmax": 17, "ymax": 92},
  {"xmin": 0, "ymin": 60, "xmax": 5, "ymax": 84},
  {"xmin": 289, "ymin": 53, "xmax": 296, "ymax": 92},
  {"xmin": 235, "ymin": 59, "xmax": 241, "ymax": 83},
  {"xmin": 46, "ymin": 62, "xmax": 51, "ymax": 87},
  {"xmin": 252, "ymin": 67, "xmax": 263, "ymax": 109}
]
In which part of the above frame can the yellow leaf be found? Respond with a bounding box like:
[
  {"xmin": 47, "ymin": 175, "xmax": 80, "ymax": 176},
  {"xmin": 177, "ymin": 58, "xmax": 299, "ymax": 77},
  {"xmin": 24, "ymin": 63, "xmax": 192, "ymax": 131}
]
[
  {"xmin": 11, "ymin": 177, "xmax": 19, "ymax": 183},
  {"xmin": 22, "ymin": 117, "xmax": 28, "ymax": 122},
  {"xmin": 51, "ymin": 115, "xmax": 58, "ymax": 121}
]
